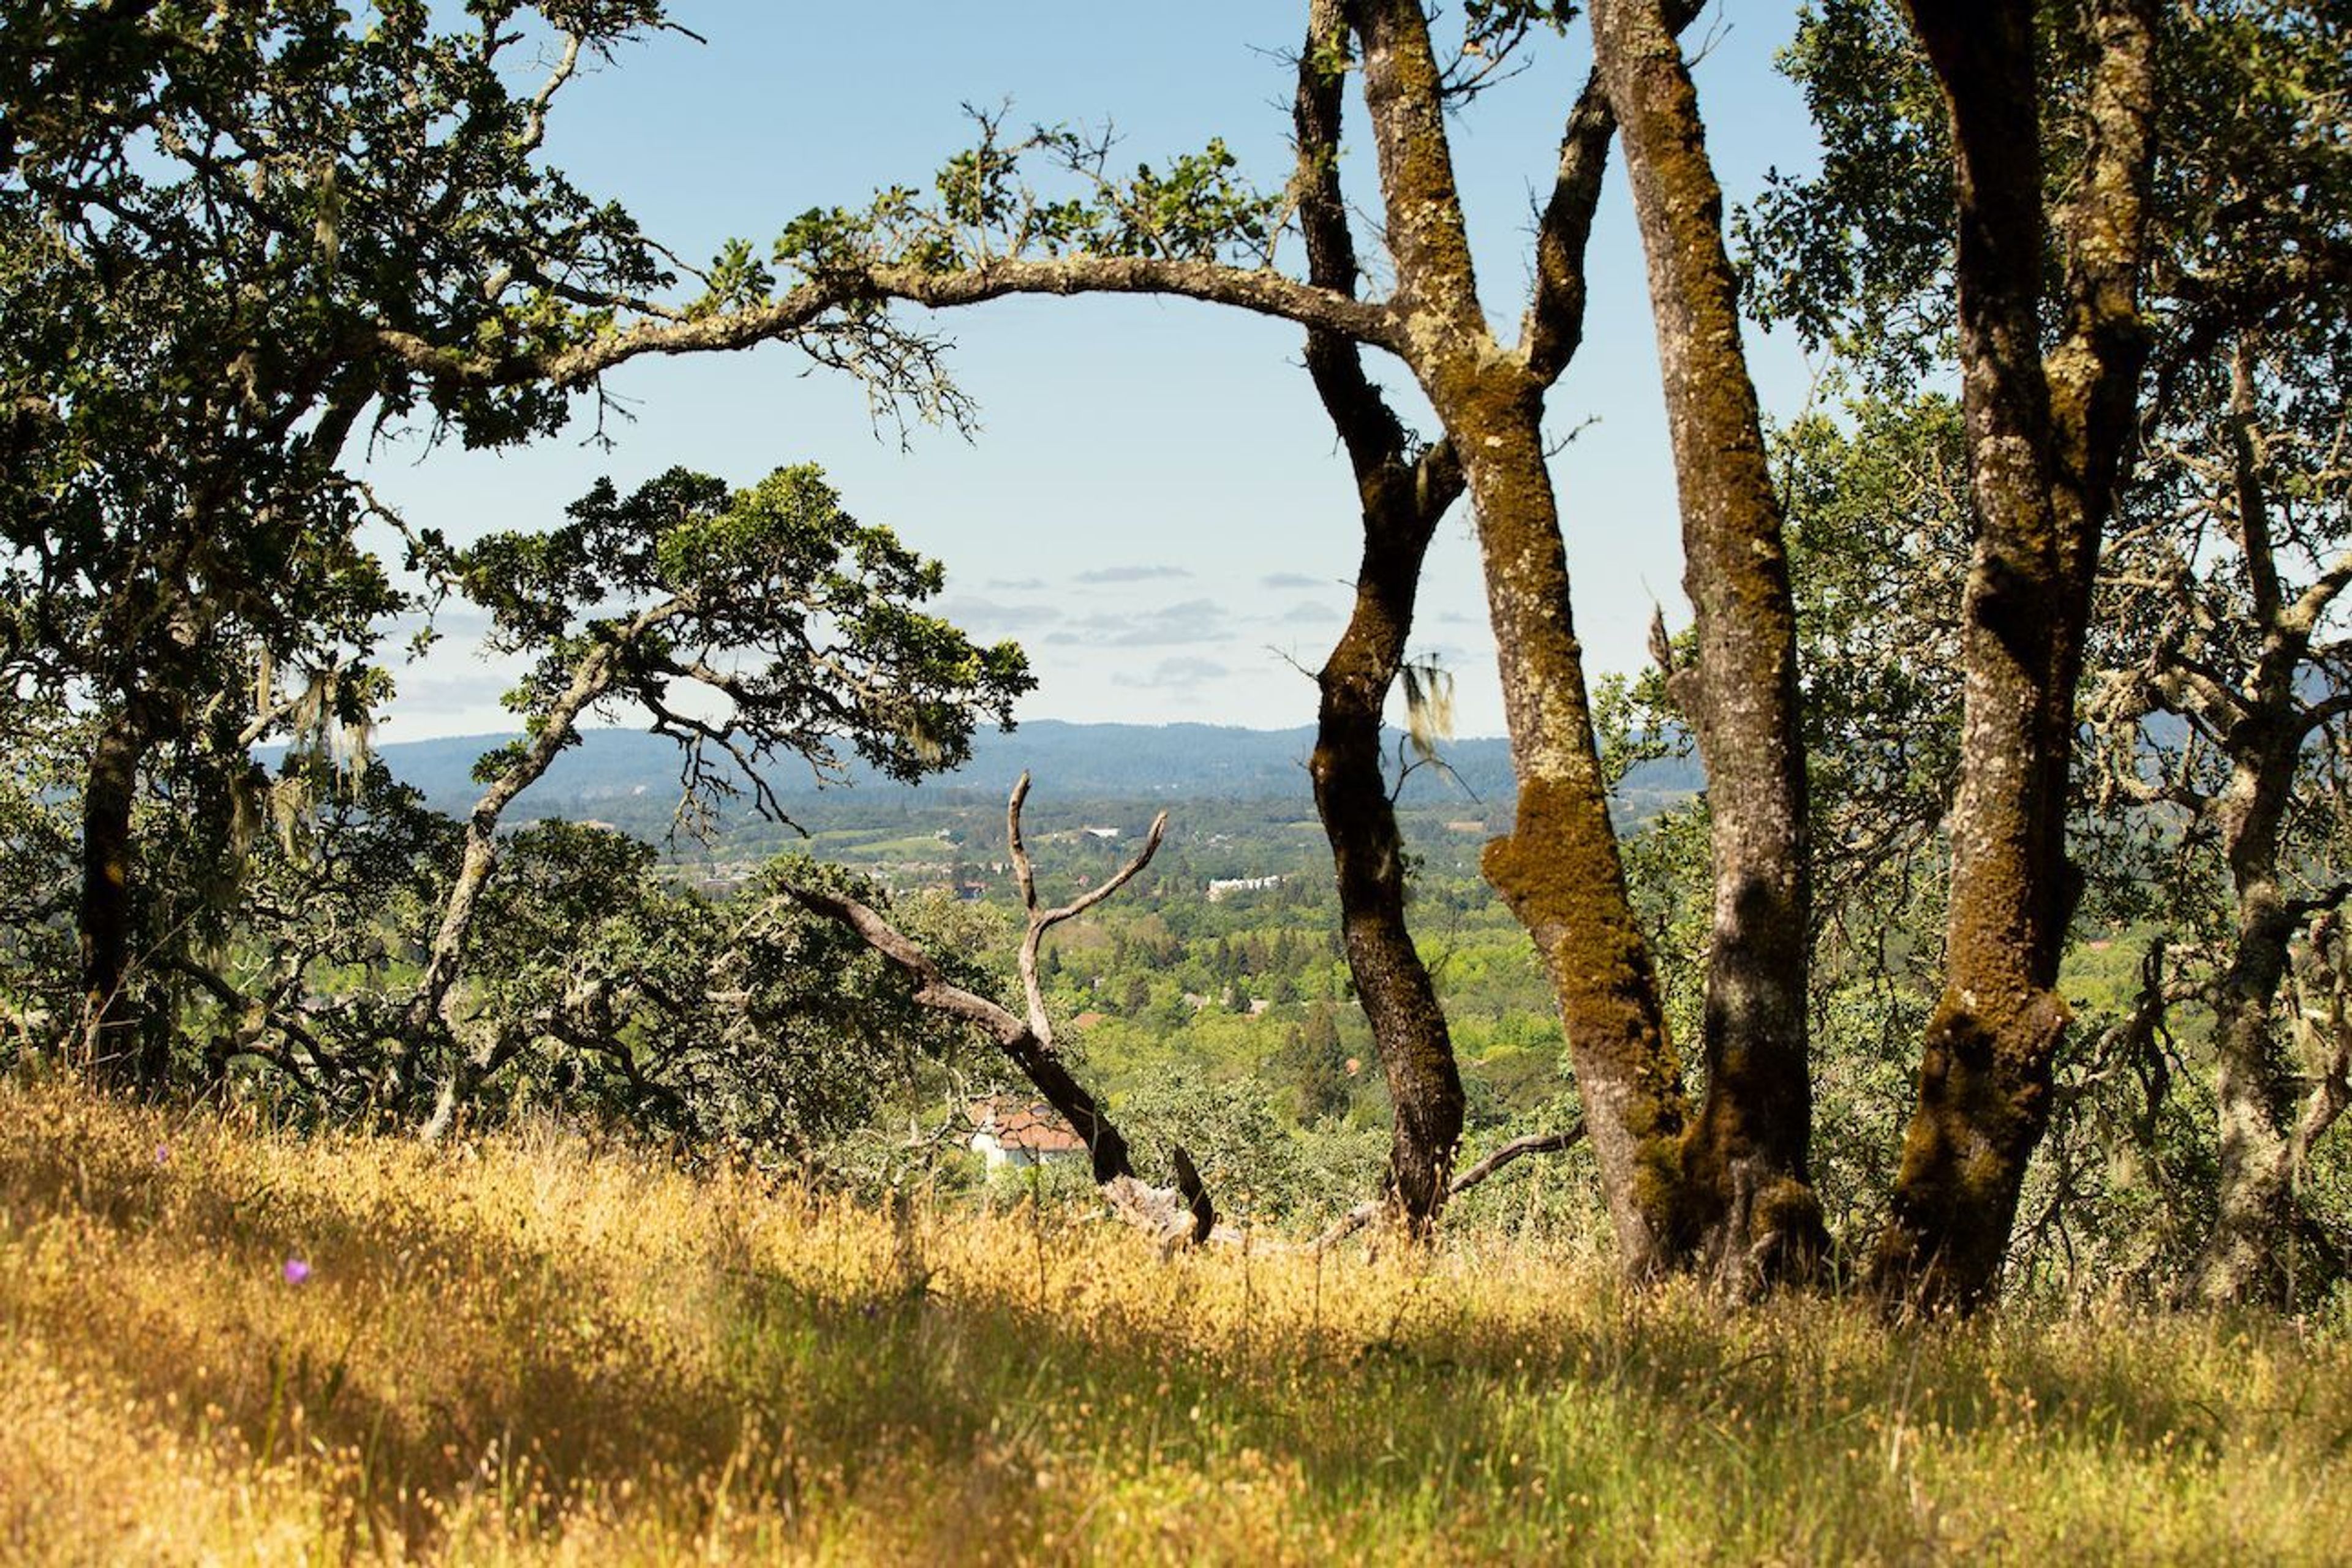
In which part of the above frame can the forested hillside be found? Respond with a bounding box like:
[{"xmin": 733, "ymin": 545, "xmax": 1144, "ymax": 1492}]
[
  {"xmin": 360, "ymin": 722, "xmax": 1701, "ymax": 827},
  {"xmin": 366, "ymin": 722, "xmax": 1521, "ymax": 812}
]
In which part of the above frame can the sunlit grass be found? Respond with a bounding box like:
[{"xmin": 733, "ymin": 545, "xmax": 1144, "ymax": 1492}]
[{"xmin": 2, "ymin": 1074, "xmax": 2345, "ymax": 1564}]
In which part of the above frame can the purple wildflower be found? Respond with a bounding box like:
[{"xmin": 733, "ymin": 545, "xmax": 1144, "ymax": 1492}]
[{"xmin": 282, "ymin": 1257, "xmax": 311, "ymax": 1285}]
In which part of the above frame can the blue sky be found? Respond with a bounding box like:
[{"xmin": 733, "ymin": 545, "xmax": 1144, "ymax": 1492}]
[{"xmin": 361, "ymin": 2, "xmax": 1825, "ymax": 741}]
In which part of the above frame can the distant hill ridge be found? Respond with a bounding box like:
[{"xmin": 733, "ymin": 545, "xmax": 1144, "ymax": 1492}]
[{"xmin": 366, "ymin": 720, "xmax": 1702, "ymax": 815}]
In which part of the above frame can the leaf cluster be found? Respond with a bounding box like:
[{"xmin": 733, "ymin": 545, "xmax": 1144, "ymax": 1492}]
[
  {"xmin": 747, "ymin": 110, "xmax": 1286, "ymax": 306},
  {"xmin": 458, "ymin": 463, "xmax": 1033, "ymax": 816}
]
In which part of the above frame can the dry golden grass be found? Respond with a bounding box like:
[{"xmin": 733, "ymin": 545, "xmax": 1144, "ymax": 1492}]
[{"xmin": 2, "ymin": 1074, "xmax": 2347, "ymax": 1564}]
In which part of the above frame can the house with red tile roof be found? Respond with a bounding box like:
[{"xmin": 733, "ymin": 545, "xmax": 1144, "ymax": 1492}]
[{"xmin": 967, "ymin": 1098, "xmax": 1087, "ymax": 1170}]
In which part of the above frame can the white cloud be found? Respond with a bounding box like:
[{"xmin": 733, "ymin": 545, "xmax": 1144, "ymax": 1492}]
[
  {"xmin": 932, "ymin": 596, "xmax": 1063, "ymax": 629},
  {"xmin": 1047, "ymin": 598, "xmax": 1230, "ymax": 647},
  {"xmin": 1072, "ymin": 564, "xmax": 1193, "ymax": 584},
  {"xmin": 1117, "ymin": 655, "xmax": 1232, "ymax": 690}
]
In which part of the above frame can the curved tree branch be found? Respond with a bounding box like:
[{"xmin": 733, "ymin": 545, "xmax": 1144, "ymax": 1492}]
[{"xmin": 376, "ymin": 257, "xmax": 1398, "ymax": 393}]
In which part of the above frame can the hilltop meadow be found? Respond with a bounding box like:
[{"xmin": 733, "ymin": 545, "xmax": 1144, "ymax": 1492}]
[
  {"xmin": 4, "ymin": 1077, "xmax": 2348, "ymax": 1566},
  {"xmin": 9, "ymin": 0, "xmax": 2352, "ymax": 1561}
]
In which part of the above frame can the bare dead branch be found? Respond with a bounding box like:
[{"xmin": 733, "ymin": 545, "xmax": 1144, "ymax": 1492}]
[
  {"xmin": 1008, "ymin": 771, "xmax": 1168, "ymax": 1052},
  {"xmin": 777, "ymin": 784, "xmax": 1246, "ymax": 1255}
]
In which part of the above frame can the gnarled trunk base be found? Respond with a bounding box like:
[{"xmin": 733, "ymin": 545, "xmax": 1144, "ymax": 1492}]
[{"xmin": 1872, "ymin": 990, "xmax": 2065, "ymax": 1310}]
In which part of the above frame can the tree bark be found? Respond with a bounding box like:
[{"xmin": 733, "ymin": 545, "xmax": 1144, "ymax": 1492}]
[
  {"xmin": 1591, "ymin": 0, "xmax": 1826, "ymax": 1289},
  {"xmin": 1311, "ymin": 476, "xmax": 1466, "ymax": 1232},
  {"xmin": 2200, "ymin": 867, "xmax": 2301, "ymax": 1303},
  {"xmin": 2190, "ymin": 346, "xmax": 2333, "ymax": 1303},
  {"xmin": 1452, "ymin": 385, "xmax": 1694, "ymax": 1277},
  {"xmin": 1874, "ymin": 0, "xmax": 2158, "ymax": 1311},
  {"xmin": 1343, "ymin": 0, "xmax": 1694, "ymax": 1275},
  {"xmin": 1292, "ymin": 3, "xmax": 1466, "ymax": 1235},
  {"xmin": 2289, "ymin": 913, "xmax": 2352, "ymax": 1208},
  {"xmin": 77, "ymin": 695, "xmax": 161, "ymax": 1089}
]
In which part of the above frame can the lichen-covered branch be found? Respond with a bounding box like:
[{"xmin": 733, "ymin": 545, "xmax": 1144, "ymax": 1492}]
[{"xmin": 377, "ymin": 257, "xmax": 1398, "ymax": 401}]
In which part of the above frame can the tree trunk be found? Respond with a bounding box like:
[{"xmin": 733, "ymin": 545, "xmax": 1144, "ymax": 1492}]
[
  {"xmin": 1310, "ymin": 467, "xmax": 1464, "ymax": 1233},
  {"xmin": 2199, "ymin": 873, "xmax": 2299, "ymax": 1304},
  {"xmin": 1292, "ymin": 8, "xmax": 1467, "ymax": 1236},
  {"xmin": 2188, "ymin": 348, "xmax": 2318, "ymax": 1303},
  {"xmin": 1591, "ymin": 0, "xmax": 1826, "ymax": 1288},
  {"xmin": 1871, "ymin": 0, "xmax": 2075, "ymax": 1308},
  {"xmin": 1451, "ymin": 385, "xmax": 1694, "ymax": 1278},
  {"xmin": 2192, "ymin": 663, "xmax": 2307, "ymax": 1300},
  {"xmin": 1873, "ymin": 0, "xmax": 2157, "ymax": 1311},
  {"xmin": 1346, "ymin": 0, "xmax": 1692, "ymax": 1275},
  {"xmin": 77, "ymin": 698, "xmax": 165, "ymax": 1090},
  {"xmin": 2288, "ymin": 913, "xmax": 2352, "ymax": 1216},
  {"xmin": 407, "ymin": 617, "xmax": 666, "ymax": 1128}
]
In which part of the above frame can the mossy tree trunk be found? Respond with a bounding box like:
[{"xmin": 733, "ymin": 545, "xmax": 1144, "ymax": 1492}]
[
  {"xmin": 1872, "ymin": 0, "xmax": 2158, "ymax": 1311},
  {"xmin": 1309, "ymin": 489, "xmax": 1464, "ymax": 1231},
  {"xmin": 1455, "ymin": 389, "xmax": 1696, "ymax": 1276},
  {"xmin": 2185, "ymin": 346, "xmax": 2343, "ymax": 1305},
  {"xmin": 2202, "ymin": 862, "xmax": 2302, "ymax": 1304},
  {"xmin": 1591, "ymin": 0, "xmax": 1827, "ymax": 1289},
  {"xmin": 1292, "ymin": 2, "xmax": 1468, "ymax": 1235},
  {"xmin": 1343, "ymin": 0, "xmax": 1702, "ymax": 1276},
  {"xmin": 2287, "ymin": 916, "xmax": 2352, "ymax": 1232}
]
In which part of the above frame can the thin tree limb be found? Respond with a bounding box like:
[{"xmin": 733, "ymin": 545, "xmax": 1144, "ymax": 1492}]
[{"xmin": 1308, "ymin": 1121, "xmax": 1586, "ymax": 1251}]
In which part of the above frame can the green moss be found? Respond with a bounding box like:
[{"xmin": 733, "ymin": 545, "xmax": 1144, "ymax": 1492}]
[
  {"xmin": 1631, "ymin": 1134, "xmax": 1691, "ymax": 1230},
  {"xmin": 1482, "ymin": 773, "xmax": 1700, "ymax": 1251}
]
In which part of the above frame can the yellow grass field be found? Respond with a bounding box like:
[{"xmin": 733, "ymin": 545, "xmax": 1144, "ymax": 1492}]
[{"xmin": 2, "ymin": 1075, "xmax": 2347, "ymax": 1564}]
